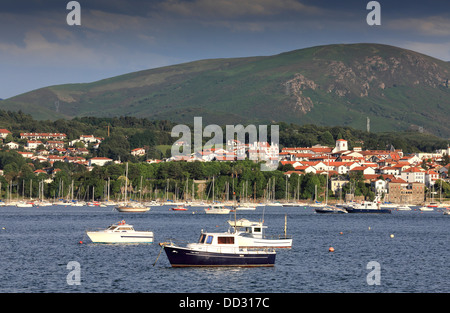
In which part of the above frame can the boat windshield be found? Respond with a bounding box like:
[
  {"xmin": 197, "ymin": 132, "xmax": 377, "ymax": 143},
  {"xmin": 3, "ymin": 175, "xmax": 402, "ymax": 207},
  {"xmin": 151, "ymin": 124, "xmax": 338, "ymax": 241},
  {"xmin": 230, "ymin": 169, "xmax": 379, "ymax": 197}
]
[
  {"xmin": 117, "ymin": 226, "xmax": 133, "ymax": 231},
  {"xmin": 198, "ymin": 234, "xmax": 207, "ymax": 243},
  {"xmin": 206, "ymin": 235, "xmax": 213, "ymax": 244}
]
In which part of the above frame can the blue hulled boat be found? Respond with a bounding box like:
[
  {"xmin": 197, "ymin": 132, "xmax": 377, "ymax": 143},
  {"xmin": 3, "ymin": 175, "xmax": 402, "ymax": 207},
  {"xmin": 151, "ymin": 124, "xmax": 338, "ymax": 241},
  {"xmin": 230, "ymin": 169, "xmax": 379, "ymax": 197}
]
[{"xmin": 161, "ymin": 231, "xmax": 276, "ymax": 267}]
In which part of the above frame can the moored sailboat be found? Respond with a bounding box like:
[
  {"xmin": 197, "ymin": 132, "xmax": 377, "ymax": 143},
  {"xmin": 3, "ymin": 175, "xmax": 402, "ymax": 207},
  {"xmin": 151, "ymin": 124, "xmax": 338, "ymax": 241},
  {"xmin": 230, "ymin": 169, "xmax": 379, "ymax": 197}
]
[{"xmin": 115, "ymin": 163, "xmax": 150, "ymax": 213}]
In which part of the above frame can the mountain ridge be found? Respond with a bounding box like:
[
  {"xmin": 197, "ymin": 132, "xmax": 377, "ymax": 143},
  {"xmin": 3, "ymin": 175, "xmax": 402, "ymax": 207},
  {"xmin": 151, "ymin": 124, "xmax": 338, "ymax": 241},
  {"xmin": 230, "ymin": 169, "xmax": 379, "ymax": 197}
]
[{"xmin": 2, "ymin": 43, "xmax": 450, "ymax": 137}]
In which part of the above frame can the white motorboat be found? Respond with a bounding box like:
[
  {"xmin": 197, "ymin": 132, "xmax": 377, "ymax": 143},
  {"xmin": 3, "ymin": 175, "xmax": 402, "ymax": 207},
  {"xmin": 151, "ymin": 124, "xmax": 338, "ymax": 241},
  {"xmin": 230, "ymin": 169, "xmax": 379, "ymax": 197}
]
[
  {"xmin": 235, "ymin": 203, "xmax": 256, "ymax": 211},
  {"xmin": 344, "ymin": 200, "xmax": 391, "ymax": 214},
  {"xmin": 228, "ymin": 218, "xmax": 292, "ymax": 248},
  {"xmin": 443, "ymin": 208, "xmax": 450, "ymax": 215},
  {"xmin": 33, "ymin": 201, "xmax": 53, "ymax": 207},
  {"xmin": 116, "ymin": 202, "xmax": 151, "ymax": 213},
  {"xmin": 160, "ymin": 230, "xmax": 276, "ymax": 267},
  {"xmin": 397, "ymin": 205, "xmax": 411, "ymax": 211},
  {"xmin": 315, "ymin": 205, "xmax": 348, "ymax": 214},
  {"xmin": 419, "ymin": 206, "xmax": 434, "ymax": 212},
  {"xmin": 204, "ymin": 204, "xmax": 231, "ymax": 214},
  {"xmin": 86, "ymin": 220, "xmax": 154, "ymax": 244},
  {"xmin": 265, "ymin": 202, "xmax": 282, "ymax": 207},
  {"xmin": 16, "ymin": 202, "xmax": 33, "ymax": 208},
  {"xmin": 145, "ymin": 201, "xmax": 162, "ymax": 207},
  {"xmin": 380, "ymin": 202, "xmax": 399, "ymax": 209},
  {"xmin": 282, "ymin": 203, "xmax": 299, "ymax": 207}
]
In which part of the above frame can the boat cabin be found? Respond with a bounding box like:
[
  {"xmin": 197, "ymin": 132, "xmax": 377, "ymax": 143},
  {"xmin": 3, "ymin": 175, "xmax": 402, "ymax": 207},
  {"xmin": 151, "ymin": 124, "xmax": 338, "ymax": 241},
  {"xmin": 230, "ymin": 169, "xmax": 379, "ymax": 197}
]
[
  {"xmin": 228, "ymin": 219, "xmax": 267, "ymax": 239},
  {"xmin": 106, "ymin": 221, "xmax": 135, "ymax": 232},
  {"xmin": 198, "ymin": 233, "xmax": 236, "ymax": 245}
]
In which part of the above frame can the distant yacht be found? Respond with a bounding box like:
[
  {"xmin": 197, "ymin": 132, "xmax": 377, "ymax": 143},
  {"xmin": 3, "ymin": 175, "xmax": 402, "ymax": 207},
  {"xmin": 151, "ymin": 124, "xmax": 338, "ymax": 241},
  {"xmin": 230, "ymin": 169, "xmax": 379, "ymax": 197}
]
[
  {"xmin": 315, "ymin": 205, "xmax": 348, "ymax": 214},
  {"xmin": 235, "ymin": 203, "xmax": 256, "ymax": 210},
  {"xmin": 344, "ymin": 200, "xmax": 391, "ymax": 214},
  {"xmin": 204, "ymin": 204, "xmax": 231, "ymax": 214},
  {"xmin": 16, "ymin": 201, "xmax": 33, "ymax": 208}
]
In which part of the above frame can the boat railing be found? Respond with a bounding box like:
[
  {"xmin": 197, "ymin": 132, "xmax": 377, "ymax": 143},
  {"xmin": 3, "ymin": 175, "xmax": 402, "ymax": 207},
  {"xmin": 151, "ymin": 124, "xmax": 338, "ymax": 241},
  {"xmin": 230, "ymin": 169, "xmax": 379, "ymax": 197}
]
[
  {"xmin": 264, "ymin": 234, "xmax": 292, "ymax": 240},
  {"xmin": 165, "ymin": 238, "xmax": 190, "ymax": 246}
]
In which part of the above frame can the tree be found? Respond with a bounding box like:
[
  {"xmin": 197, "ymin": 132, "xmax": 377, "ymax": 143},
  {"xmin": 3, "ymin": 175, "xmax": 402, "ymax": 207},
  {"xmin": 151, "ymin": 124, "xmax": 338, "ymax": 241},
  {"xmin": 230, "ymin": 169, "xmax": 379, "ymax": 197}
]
[
  {"xmin": 319, "ymin": 130, "xmax": 335, "ymax": 146},
  {"xmin": 129, "ymin": 131, "xmax": 156, "ymax": 150},
  {"xmin": 98, "ymin": 134, "xmax": 130, "ymax": 161}
]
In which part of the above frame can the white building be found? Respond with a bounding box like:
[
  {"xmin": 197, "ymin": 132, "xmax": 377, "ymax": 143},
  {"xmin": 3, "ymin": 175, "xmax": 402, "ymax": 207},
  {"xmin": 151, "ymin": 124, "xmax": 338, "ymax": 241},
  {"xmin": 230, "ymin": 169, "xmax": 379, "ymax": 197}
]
[
  {"xmin": 131, "ymin": 148, "xmax": 146, "ymax": 156},
  {"xmin": 332, "ymin": 139, "xmax": 348, "ymax": 153},
  {"xmin": 401, "ymin": 167, "xmax": 425, "ymax": 184},
  {"xmin": 425, "ymin": 170, "xmax": 440, "ymax": 187},
  {"xmin": 5, "ymin": 142, "xmax": 19, "ymax": 149},
  {"xmin": 0, "ymin": 129, "xmax": 11, "ymax": 139},
  {"xmin": 25, "ymin": 140, "xmax": 43, "ymax": 151},
  {"xmin": 372, "ymin": 179, "xmax": 388, "ymax": 196},
  {"xmin": 88, "ymin": 157, "xmax": 113, "ymax": 166}
]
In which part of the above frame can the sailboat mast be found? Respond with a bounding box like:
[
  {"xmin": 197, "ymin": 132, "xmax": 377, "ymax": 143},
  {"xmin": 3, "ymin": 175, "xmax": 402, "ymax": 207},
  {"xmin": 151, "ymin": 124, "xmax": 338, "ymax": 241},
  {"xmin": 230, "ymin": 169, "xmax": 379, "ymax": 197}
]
[
  {"xmin": 125, "ymin": 162, "xmax": 128, "ymax": 203},
  {"xmin": 284, "ymin": 214, "xmax": 287, "ymax": 238}
]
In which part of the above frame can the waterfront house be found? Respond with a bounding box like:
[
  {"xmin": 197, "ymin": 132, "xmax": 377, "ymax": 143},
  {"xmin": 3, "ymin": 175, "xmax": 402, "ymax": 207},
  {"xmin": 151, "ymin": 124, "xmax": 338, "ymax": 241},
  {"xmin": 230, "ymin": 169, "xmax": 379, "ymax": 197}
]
[
  {"xmin": 387, "ymin": 178, "xmax": 425, "ymax": 204},
  {"xmin": 88, "ymin": 157, "xmax": 113, "ymax": 166}
]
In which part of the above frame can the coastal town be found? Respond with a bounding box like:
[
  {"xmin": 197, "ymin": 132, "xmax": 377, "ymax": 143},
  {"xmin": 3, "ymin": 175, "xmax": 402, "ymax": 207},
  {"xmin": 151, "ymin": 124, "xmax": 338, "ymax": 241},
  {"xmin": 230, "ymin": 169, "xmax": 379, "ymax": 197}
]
[{"xmin": 0, "ymin": 127, "xmax": 449, "ymax": 206}]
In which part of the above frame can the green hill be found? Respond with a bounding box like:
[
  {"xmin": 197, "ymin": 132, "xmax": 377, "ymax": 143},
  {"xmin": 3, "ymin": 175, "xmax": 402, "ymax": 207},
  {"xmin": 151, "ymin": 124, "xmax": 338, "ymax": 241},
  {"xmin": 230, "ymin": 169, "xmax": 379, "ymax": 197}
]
[{"xmin": 2, "ymin": 43, "xmax": 450, "ymax": 137}]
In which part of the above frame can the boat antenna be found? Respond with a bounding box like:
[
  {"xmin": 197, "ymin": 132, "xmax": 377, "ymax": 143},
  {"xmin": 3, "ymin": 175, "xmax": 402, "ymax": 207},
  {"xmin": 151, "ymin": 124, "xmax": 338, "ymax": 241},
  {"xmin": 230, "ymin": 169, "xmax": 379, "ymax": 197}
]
[{"xmin": 233, "ymin": 191, "xmax": 237, "ymax": 233}]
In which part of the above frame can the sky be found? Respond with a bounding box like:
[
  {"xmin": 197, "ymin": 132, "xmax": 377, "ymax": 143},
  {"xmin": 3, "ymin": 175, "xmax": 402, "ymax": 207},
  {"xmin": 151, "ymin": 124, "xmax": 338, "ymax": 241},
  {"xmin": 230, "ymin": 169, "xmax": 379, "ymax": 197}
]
[{"xmin": 0, "ymin": 0, "xmax": 449, "ymax": 99}]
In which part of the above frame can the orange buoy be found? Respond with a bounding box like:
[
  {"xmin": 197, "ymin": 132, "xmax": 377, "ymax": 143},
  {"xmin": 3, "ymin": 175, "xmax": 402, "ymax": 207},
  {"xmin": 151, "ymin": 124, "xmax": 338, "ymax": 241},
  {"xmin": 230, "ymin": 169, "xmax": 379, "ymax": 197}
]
[
  {"xmin": 79, "ymin": 241, "xmax": 83, "ymax": 244},
  {"xmin": 339, "ymin": 232, "xmax": 343, "ymax": 235},
  {"xmin": 329, "ymin": 247, "xmax": 335, "ymax": 252}
]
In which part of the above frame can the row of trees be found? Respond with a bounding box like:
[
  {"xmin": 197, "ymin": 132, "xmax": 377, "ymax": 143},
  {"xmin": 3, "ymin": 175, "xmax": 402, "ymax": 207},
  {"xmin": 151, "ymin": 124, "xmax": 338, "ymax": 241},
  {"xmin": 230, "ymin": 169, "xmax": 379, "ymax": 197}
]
[
  {"xmin": 0, "ymin": 155, "xmax": 335, "ymax": 202},
  {"xmin": 1, "ymin": 110, "xmax": 449, "ymax": 163},
  {"xmin": 3, "ymin": 153, "xmax": 448, "ymax": 203}
]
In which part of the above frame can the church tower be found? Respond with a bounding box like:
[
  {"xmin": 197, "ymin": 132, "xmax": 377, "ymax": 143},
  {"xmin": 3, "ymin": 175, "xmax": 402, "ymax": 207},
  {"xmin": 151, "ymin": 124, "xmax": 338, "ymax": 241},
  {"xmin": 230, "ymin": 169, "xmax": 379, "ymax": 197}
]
[{"xmin": 333, "ymin": 139, "xmax": 348, "ymax": 153}]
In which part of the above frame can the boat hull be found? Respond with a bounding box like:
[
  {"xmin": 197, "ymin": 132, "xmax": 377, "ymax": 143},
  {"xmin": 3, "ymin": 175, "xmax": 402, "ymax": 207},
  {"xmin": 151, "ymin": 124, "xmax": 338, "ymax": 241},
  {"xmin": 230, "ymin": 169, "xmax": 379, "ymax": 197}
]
[
  {"xmin": 315, "ymin": 208, "xmax": 347, "ymax": 214},
  {"xmin": 115, "ymin": 206, "xmax": 150, "ymax": 213},
  {"xmin": 204, "ymin": 209, "xmax": 230, "ymax": 214},
  {"xmin": 86, "ymin": 231, "xmax": 154, "ymax": 244},
  {"xmin": 163, "ymin": 245, "xmax": 276, "ymax": 267},
  {"xmin": 237, "ymin": 237, "xmax": 292, "ymax": 249},
  {"xmin": 345, "ymin": 207, "xmax": 391, "ymax": 214}
]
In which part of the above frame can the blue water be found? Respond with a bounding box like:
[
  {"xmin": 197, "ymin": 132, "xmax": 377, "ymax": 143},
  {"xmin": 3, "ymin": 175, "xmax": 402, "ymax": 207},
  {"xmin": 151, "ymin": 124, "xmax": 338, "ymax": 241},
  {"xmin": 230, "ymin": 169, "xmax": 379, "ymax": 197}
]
[{"xmin": 0, "ymin": 204, "xmax": 449, "ymax": 293}]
